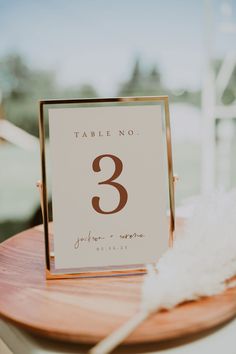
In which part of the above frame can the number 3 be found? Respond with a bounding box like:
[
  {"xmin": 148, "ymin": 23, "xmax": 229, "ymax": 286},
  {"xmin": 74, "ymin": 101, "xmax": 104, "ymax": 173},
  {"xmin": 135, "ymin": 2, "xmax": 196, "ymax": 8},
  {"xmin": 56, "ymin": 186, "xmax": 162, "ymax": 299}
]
[{"xmin": 92, "ymin": 154, "xmax": 128, "ymax": 214}]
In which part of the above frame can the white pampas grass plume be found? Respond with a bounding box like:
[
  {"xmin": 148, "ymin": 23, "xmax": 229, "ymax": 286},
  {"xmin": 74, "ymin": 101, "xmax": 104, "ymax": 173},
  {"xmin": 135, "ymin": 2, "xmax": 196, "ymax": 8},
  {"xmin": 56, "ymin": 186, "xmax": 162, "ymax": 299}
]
[
  {"xmin": 142, "ymin": 190, "xmax": 236, "ymax": 312},
  {"xmin": 89, "ymin": 190, "xmax": 236, "ymax": 354}
]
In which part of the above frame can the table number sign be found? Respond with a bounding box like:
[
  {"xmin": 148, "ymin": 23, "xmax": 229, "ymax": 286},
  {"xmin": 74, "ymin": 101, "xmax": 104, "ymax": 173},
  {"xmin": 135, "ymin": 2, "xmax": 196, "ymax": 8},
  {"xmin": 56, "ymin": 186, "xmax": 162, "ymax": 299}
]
[{"xmin": 38, "ymin": 97, "xmax": 175, "ymax": 279}]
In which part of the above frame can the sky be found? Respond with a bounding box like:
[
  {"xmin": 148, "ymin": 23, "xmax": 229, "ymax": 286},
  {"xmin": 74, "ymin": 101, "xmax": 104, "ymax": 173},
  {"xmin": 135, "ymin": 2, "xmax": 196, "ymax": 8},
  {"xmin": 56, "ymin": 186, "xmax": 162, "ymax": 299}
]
[{"xmin": 0, "ymin": 0, "xmax": 235, "ymax": 95}]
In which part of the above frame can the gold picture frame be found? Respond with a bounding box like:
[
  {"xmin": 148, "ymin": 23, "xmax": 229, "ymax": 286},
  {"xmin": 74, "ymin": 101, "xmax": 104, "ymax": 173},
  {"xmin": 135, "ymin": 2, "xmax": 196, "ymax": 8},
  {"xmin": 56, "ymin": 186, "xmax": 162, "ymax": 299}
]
[{"xmin": 38, "ymin": 96, "xmax": 175, "ymax": 279}]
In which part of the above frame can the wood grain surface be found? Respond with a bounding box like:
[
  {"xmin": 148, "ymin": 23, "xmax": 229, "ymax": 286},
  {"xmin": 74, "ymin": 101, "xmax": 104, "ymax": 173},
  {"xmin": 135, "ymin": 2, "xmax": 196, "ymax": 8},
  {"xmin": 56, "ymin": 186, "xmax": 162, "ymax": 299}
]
[{"xmin": 0, "ymin": 221, "xmax": 236, "ymax": 344}]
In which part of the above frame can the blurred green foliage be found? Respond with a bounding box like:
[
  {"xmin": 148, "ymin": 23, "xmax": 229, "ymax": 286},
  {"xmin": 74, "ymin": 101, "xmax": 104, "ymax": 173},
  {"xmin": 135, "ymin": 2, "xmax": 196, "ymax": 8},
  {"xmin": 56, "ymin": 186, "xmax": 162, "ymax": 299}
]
[
  {"xmin": 0, "ymin": 53, "xmax": 98, "ymax": 137},
  {"xmin": 118, "ymin": 58, "xmax": 201, "ymax": 106},
  {"xmin": 214, "ymin": 59, "xmax": 236, "ymax": 106},
  {"xmin": 0, "ymin": 54, "xmax": 201, "ymax": 138},
  {"xmin": 1, "ymin": 54, "xmax": 235, "ymax": 140}
]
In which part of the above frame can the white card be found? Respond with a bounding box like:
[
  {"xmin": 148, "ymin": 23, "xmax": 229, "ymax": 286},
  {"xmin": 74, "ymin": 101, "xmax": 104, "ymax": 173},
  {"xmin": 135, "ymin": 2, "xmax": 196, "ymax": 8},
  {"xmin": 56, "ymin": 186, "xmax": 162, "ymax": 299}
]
[{"xmin": 48, "ymin": 104, "xmax": 169, "ymax": 271}]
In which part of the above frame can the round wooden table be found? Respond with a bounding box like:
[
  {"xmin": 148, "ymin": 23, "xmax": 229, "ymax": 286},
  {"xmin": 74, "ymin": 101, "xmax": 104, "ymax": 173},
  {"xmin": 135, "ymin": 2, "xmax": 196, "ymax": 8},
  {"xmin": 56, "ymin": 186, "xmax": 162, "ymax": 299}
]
[{"xmin": 0, "ymin": 222, "xmax": 236, "ymax": 352}]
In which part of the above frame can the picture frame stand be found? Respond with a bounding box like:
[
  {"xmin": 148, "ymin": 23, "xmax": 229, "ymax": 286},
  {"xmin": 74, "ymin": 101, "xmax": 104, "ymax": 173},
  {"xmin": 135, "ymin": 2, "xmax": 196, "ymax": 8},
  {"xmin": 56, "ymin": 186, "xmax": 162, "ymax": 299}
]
[{"xmin": 37, "ymin": 96, "xmax": 177, "ymax": 279}]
